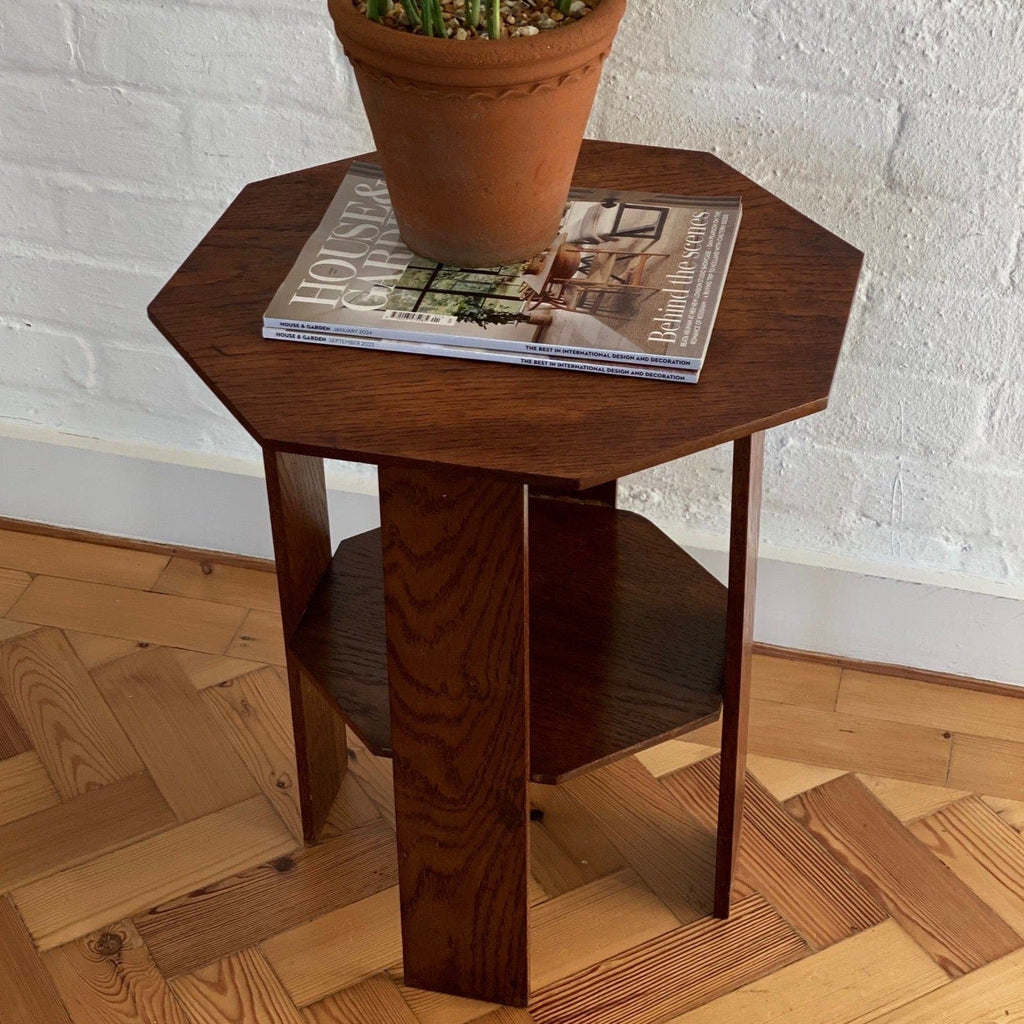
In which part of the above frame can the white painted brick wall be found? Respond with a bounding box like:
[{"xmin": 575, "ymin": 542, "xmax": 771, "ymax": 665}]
[{"xmin": 1, "ymin": 0, "xmax": 1022, "ymax": 588}]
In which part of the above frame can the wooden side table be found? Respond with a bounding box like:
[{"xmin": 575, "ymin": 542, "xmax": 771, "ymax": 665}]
[{"xmin": 149, "ymin": 141, "xmax": 862, "ymax": 1008}]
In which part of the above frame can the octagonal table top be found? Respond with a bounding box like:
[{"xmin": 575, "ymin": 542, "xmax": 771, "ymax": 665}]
[{"xmin": 149, "ymin": 140, "xmax": 862, "ymax": 489}]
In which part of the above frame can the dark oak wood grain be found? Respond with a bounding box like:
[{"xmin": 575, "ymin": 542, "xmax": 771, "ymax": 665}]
[
  {"xmin": 263, "ymin": 451, "xmax": 331, "ymax": 639},
  {"xmin": 289, "ymin": 530, "xmax": 390, "ymax": 758},
  {"xmin": 714, "ymin": 432, "xmax": 763, "ymax": 918},
  {"xmin": 146, "ymin": 142, "xmax": 861, "ymax": 1009},
  {"xmin": 264, "ymin": 450, "xmax": 345, "ymax": 843},
  {"xmin": 290, "ymin": 500, "xmax": 727, "ymax": 783},
  {"xmin": 530, "ymin": 498, "xmax": 725, "ymax": 781},
  {"xmin": 149, "ymin": 142, "xmax": 863, "ymax": 490},
  {"xmin": 379, "ymin": 465, "xmax": 530, "ymax": 1006}
]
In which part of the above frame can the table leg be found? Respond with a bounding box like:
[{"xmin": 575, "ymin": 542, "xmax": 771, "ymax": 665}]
[
  {"xmin": 264, "ymin": 449, "xmax": 347, "ymax": 845},
  {"xmin": 379, "ymin": 465, "xmax": 531, "ymax": 1006},
  {"xmin": 714, "ymin": 432, "xmax": 764, "ymax": 918}
]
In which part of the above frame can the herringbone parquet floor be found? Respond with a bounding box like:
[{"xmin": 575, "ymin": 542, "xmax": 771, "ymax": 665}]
[{"xmin": 1, "ymin": 522, "xmax": 1023, "ymax": 1024}]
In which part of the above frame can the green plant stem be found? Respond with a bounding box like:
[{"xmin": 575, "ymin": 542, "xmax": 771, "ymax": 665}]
[
  {"xmin": 486, "ymin": 0, "xmax": 501, "ymax": 38},
  {"xmin": 469, "ymin": 0, "xmax": 481, "ymax": 27},
  {"xmin": 422, "ymin": 0, "xmax": 446, "ymax": 36},
  {"xmin": 367, "ymin": 0, "xmax": 385, "ymax": 21},
  {"xmin": 558, "ymin": 0, "xmax": 572, "ymax": 13},
  {"xmin": 404, "ymin": 0, "xmax": 423, "ymax": 25}
]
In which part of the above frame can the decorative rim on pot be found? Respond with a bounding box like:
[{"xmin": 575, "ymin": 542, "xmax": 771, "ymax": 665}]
[{"xmin": 328, "ymin": 0, "xmax": 627, "ymax": 88}]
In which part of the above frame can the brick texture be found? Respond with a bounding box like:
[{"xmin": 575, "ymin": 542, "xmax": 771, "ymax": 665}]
[{"xmin": 2, "ymin": 0, "xmax": 1023, "ymax": 587}]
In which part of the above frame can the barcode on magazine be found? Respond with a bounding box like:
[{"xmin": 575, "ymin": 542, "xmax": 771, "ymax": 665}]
[{"xmin": 382, "ymin": 310, "xmax": 457, "ymax": 325}]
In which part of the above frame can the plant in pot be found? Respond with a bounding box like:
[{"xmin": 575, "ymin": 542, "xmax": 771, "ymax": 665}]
[{"xmin": 327, "ymin": 0, "xmax": 627, "ymax": 268}]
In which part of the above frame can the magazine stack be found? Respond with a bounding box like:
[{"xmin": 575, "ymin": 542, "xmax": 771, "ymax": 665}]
[{"xmin": 263, "ymin": 161, "xmax": 741, "ymax": 384}]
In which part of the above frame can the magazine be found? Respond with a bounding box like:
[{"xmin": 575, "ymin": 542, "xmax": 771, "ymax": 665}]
[
  {"xmin": 263, "ymin": 327, "xmax": 703, "ymax": 383},
  {"xmin": 264, "ymin": 161, "xmax": 741, "ymax": 370}
]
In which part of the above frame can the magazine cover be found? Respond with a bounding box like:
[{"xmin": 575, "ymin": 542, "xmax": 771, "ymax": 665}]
[{"xmin": 264, "ymin": 161, "xmax": 741, "ymax": 369}]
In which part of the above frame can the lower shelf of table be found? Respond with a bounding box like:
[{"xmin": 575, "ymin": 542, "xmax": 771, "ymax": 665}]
[{"xmin": 289, "ymin": 496, "xmax": 728, "ymax": 784}]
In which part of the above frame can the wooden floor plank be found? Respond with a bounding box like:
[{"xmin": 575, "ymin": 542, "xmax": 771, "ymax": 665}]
[
  {"xmin": 153, "ymin": 556, "xmax": 279, "ymax": 612},
  {"xmin": 63, "ymin": 632, "xmax": 145, "ymax": 671},
  {"xmin": 637, "ymin": 700, "xmax": 953, "ymax": 785},
  {"xmin": 745, "ymin": 755, "xmax": 847, "ymax": 802},
  {"xmin": 751, "ymin": 654, "xmax": 841, "ymax": 711},
  {"xmin": 0, "ymin": 688, "xmax": 32, "ymax": 760},
  {"xmin": 268, "ymin": 868, "xmax": 678, "ymax": 1010},
  {"xmin": 390, "ymin": 973, "xmax": 499, "ymax": 1024},
  {"xmin": 0, "ymin": 772, "xmax": 176, "ymax": 893},
  {"xmin": 225, "ymin": 609, "xmax": 286, "ymax": 665},
  {"xmin": 0, "ymin": 896, "xmax": 73, "ymax": 1024},
  {"xmin": 43, "ymin": 920, "xmax": 192, "ymax": 1024},
  {"xmin": 467, "ymin": 1012, "xmax": 534, "ymax": 1024},
  {"xmin": 948, "ymin": 733, "xmax": 1024, "ymax": 801},
  {"xmin": 562, "ymin": 757, "xmax": 750, "ymax": 925},
  {"xmin": 320, "ymin": 771, "xmax": 384, "ymax": 838},
  {"xmin": 200, "ymin": 667, "xmax": 305, "ymax": 840},
  {"xmin": 9, "ymin": 577, "xmax": 247, "ymax": 655},
  {"xmin": 0, "ymin": 528, "xmax": 168, "ymax": 590},
  {"xmin": 664, "ymin": 919, "xmax": 948, "ymax": 1024},
  {"xmin": 0, "ymin": 629, "xmax": 143, "ymax": 797},
  {"xmin": 346, "ymin": 731, "xmax": 396, "ymax": 829},
  {"xmin": 663, "ymin": 755, "xmax": 887, "ymax": 950},
  {"xmin": 858, "ymin": 774, "xmax": 971, "ymax": 823},
  {"xmin": 528, "ymin": 783, "xmax": 626, "ymax": 898},
  {"xmin": 134, "ymin": 817, "xmax": 396, "ymax": 979},
  {"xmin": 172, "ymin": 649, "xmax": 266, "ymax": 690},
  {"xmin": 171, "ymin": 947, "xmax": 306, "ymax": 1024},
  {"xmin": 748, "ymin": 701, "xmax": 953, "ymax": 784},
  {"xmin": 63, "ymin": 632, "xmax": 263, "ymax": 686},
  {"xmin": 0, "ymin": 751, "xmax": 61, "ymax": 827},
  {"xmin": 837, "ymin": 669, "xmax": 1024, "ymax": 744},
  {"xmin": 909, "ymin": 796, "xmax": 1024, "ymax": 935},
  {"xmin": 530, "ymin": 823, "xmax": 588, "ymax": 900},
  {"xmin": 12, "ymin": 795, "xmax": 295, "ymax": 950},
  {"xmin": 788, "ymin": 773, "xmax": 1023, "ymax": 976},
  {"xmin": 865, "ymin": 947, "xmax": 1024, "ymax": 1023},
  {"xmin": 0, "ymin": 566, "xmax": 32, "ymax": 615},
  {"xmin": 529, "ymin": 869, "xmax": 678, "ymax": 991},
  {"xmin": 261, "ymin": 887, "xmax": 403, "ymax": 1006},
  {"xmin": 92, "ymin": 648, "xmax": 259, "ymax": 822},
  {"xmin": 301, "ymin": 974, "xmax": 421, "ymax": 1024},
  {"xmin": 634, "ymin": 740, "xmax": 718, "ymax": 779},
  {"xmin": 0, "ymin": 617, "xmax": 38, "ymax": 644},
  {"xmin": 983, "ymin": 795, "xmax": 1024, "ymax": 833},
  {"xmin": 6, "ymin": 530, "xmax": 1024, "ymax": 1024},
  {"xmin": 529, "ymin": 893, "xmax": 807, "ymax": 1024}
]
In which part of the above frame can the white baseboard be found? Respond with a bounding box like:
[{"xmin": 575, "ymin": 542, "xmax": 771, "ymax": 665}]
[
  {"xmin": 683, "ymin": 545, "xmax": 1024, "ymax": 688},
  {"xmin": 2, "ymin": 432, "xmax": 1021, "ymax": 688},
  {"xmin": 0, "ymin": 432, "xmax": 380, "ymax": 559}
]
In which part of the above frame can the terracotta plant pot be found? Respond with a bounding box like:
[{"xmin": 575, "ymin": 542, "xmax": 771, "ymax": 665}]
[{"xmin": 328, "ymin": 0, "xmax": 626, "ymax": 267}]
